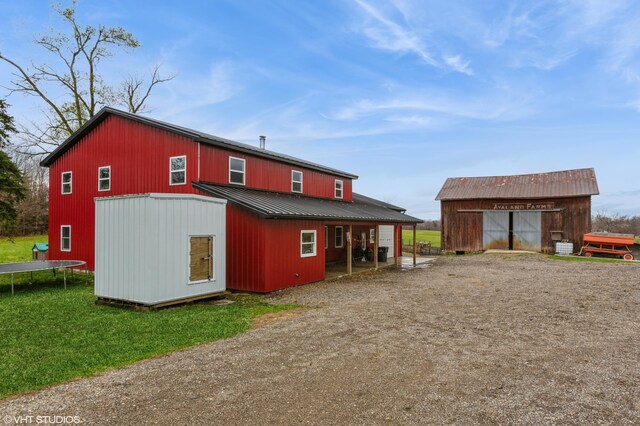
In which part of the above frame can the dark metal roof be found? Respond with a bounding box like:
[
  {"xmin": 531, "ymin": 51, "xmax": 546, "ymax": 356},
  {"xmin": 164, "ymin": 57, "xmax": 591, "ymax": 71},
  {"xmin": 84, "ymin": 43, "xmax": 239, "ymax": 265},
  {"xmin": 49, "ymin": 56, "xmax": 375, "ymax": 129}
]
[
  {"xmin": 194, "ymin": 182, "xmax": 422, "ymax": 223},
  {"xmin": 352, "ymin": 193, "xmax": 406, "ymax": 212},
  {"xmin": 435, "ymin": 168, "xmax": 599, "ymax": 200},
  {"xmin": 40, "ymin": 107, "xmax": 358, "ymax": 179}
]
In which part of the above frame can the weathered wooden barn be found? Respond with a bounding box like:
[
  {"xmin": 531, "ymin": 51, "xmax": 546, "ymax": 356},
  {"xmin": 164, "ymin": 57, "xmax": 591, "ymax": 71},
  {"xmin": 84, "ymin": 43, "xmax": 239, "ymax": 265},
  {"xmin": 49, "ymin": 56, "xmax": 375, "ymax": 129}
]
[
  {"xmin": 41, "ymin": 107, "xmax": 421, "ymax": 293},
  {"xmin": 436, "ymin": 169, "xmax": 599, "ymax": 253}
]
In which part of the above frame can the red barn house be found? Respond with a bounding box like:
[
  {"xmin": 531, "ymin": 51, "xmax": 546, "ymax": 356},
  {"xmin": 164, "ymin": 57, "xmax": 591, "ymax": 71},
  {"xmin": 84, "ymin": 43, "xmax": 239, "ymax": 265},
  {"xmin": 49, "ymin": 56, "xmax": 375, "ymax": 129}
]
[{"xmin": 41, "ymin": 107, "xmax": 420, "ymax": 292}]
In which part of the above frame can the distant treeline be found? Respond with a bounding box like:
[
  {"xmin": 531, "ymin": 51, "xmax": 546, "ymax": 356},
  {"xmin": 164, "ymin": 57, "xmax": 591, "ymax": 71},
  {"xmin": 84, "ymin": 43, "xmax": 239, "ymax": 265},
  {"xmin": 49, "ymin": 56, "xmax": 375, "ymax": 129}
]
[
  {"xmin": 417, "ymin": 220, "xmax": 441, "ymax": 231},
  {"xmin": 592, "ymin": 214, "xmax": 640, "ymax": 236}
]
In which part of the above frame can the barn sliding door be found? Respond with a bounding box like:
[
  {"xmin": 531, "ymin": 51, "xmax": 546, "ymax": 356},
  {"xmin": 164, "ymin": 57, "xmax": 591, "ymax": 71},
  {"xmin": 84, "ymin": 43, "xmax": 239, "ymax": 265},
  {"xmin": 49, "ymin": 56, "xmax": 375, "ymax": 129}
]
[
  {"xmin": 483, "ymin": 212, "xmax": 509, "ymax": 250},
  {"xmin": 512, "ymin": 212, "xmax": 541, "ymax": 251},
  {"xmin": 189, "ymin": 236, "xmax": 214, "ymax": 282}
]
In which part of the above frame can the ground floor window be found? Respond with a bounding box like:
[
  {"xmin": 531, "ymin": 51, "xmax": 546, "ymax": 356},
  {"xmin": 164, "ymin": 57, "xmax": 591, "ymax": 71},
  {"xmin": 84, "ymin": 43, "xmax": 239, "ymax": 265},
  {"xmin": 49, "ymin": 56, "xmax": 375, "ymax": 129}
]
[
  {"xmin": 335, "ymin": 226, "xmax": 343, "ymax": 248},
  {"xmin": 60, "ymin": 225, "xmax": 71, "ymax": 251},
  {"xmin": 301, "ymin": 230, "xmax": 317, "ymax": 257}
]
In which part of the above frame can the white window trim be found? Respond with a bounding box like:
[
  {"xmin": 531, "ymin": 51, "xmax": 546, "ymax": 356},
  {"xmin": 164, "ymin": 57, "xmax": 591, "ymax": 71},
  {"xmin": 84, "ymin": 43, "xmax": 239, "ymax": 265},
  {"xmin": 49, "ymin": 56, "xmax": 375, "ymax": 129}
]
[
  {"xmin": 98, "ymin": 166, "xmax": 111, "ymax": 192},
  {"xmin": 229, "ymin": 156, "xmax": 246, "ymax": 185},
  {"xmin": 291, "ymin": 170, "xmax": 303, "ymax": 193},
  {"xmin": 169, "ymin": 155, "xmax": 187, "ymax": 186},
  {"xmin": 335, "ymin": 179, "xmax": 343, "ymax": 199},
  {"xmin": 325, "ymin": 226, "xmax": 328, "ymax": 249},
  {"xmin": 60, "ymin": 225, "xmax": 71, "ymax": 252},
  {"xmin": 61, "ymin": 171, "xmax": 72, "ymax": 195},
  {"xmin": 301, "ymin": 230, "xmax": 317, "ymax": 258},
  {"xmin": 335, "ymin": 226, "xmax": 344, "ymax": 248}
]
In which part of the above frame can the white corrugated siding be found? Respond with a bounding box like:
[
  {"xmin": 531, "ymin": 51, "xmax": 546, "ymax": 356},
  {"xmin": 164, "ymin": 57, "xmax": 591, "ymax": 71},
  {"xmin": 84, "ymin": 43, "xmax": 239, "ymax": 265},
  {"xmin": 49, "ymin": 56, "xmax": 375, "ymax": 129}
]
[{"xmin": 95, "ymin": 193, "xmax": 226, "ymax": 305}]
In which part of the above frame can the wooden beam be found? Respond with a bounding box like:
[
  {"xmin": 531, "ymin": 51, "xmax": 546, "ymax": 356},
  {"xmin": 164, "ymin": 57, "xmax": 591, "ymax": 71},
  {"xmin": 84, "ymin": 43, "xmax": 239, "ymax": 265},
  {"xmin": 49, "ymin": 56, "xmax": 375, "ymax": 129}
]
[
  {"xmin": 347, "ymin": 224, "xmax": 352, "ymax": 275},
  {"xmin": 394, "ymin": 224, "xmax": 399, "ymax": 267},
  {"xmin": 374, "ymin": 224, "xmax": 379, "ymax": 269},
  {"xmin": 413, "ymin": 224, "xmax": 417, "ymax": 266}
]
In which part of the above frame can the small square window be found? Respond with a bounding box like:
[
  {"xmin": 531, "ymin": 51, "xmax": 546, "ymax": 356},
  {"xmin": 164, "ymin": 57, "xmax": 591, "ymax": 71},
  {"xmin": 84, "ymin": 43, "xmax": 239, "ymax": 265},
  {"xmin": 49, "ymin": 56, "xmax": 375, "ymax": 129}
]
[
  {"xmin": 229, "ymin": 157, "xmax": 246, "ymax": 185},
  {"xmin": 335, "ymin": 179, "xmax": 343, "ymax": 199},
  {"xmin": 170, "ymin": 155, "xmax": 186, "ymax": 185},
  {"xmin": 292, "ymin": 170, "xmax": 303, "ymax": 193},
  {"xmin": 61, "ymin": 172, "xmax": 72, "ymax": 194},
  {"xmin": 301, "ymin": 230, "xmax": 317, "ymax": 257},
  {"xmin": 335, "ymin": 226, "xmax": 343, "ymax": 248},
  {"xmin": 98, "ymin": 166, "xmax": 111, "ymax": 191},
  {"xmin": 61, "ymin": 225, "xmax": 71, "ymax": 252}
]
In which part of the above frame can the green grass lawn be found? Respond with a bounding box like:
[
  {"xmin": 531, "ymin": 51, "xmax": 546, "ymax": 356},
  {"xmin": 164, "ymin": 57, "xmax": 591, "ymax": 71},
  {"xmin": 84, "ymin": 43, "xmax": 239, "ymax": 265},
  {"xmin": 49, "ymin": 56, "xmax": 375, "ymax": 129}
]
[
  {"xmin": 0, "ymin": 234, "xmax": 48, "ymax": 263},
  {"xmin": 636, "ymin": 236, "xmax": 640, "ymax": 244},
  {"xmin": 548, "ymin": 255, "xmax": 638, "ymax": 264},
  {"xmin": 0, "ymin": 237, "xmax": 296, "ymax": 400},
  {"xmin": 402, "ymin": 230, "xmax": 441, "ymax": 247}
]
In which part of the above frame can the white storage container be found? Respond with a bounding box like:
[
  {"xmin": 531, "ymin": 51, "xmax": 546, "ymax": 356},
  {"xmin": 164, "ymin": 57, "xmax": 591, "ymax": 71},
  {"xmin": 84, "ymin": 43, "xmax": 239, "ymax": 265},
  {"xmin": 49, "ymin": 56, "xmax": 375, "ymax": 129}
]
[
  {"xmin": 555, "ymin": 241, "xmax": 573, "ymax": 256},
  {"xmin": 95, "ymin": 193, "xmax": 226, "ymax": 306}
]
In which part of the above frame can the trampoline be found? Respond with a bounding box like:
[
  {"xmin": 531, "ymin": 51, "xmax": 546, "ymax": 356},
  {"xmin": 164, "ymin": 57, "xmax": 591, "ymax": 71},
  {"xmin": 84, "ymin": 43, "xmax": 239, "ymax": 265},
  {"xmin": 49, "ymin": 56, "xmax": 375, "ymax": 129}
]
[{"xmin": 0, "ymin": 260, "xmax": 87, "ymax": 295}]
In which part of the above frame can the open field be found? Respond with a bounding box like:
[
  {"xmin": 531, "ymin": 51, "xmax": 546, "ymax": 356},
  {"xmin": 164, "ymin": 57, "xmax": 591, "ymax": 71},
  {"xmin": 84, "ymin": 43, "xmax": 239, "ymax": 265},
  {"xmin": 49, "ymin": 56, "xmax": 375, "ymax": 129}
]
[
  {"xmin": 1, "ymin": 254, "xmax": 637, "ymax": 424},
  {"xmin": 402, "ymin": 229, "xmax": 441, "ymax": 247},
  {"xmin": 0, "ymin": 235, "xmax": 47, "ymax": 263}
]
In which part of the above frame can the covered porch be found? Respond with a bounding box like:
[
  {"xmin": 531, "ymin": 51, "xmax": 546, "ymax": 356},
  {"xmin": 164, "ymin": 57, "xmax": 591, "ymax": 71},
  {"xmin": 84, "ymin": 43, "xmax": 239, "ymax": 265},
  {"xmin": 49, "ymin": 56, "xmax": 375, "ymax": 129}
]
[{"xmin": 323, "ymin": 222, "xmax": 422, "ymax": 280}]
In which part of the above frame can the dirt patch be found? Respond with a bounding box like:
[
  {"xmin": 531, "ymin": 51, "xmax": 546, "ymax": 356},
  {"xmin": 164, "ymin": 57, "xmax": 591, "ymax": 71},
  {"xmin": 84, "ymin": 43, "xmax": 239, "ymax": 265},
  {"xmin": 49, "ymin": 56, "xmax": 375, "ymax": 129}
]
[
  {"xmin": 251, "ymin": 308, "xmax": 304, "ymax": 329},
  {"xmin": 1, "ymin": 254, "xmax": 638, "ymax": 424}
]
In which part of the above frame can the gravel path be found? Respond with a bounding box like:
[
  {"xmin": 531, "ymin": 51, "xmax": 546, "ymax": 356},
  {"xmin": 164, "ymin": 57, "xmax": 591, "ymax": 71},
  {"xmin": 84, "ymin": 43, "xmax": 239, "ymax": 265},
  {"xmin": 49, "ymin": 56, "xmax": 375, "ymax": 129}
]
[{"xmin": 1, "ymin": 254, "xmax": 639, "ymax": 425}]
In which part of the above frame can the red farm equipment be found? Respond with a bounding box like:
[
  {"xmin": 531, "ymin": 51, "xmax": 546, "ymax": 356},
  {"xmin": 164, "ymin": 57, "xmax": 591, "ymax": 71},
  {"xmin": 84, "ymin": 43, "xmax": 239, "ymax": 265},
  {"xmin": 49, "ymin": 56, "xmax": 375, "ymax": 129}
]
[{"xmin": 579, "ymin": 232, "xmax": 635, "ymax": 261}]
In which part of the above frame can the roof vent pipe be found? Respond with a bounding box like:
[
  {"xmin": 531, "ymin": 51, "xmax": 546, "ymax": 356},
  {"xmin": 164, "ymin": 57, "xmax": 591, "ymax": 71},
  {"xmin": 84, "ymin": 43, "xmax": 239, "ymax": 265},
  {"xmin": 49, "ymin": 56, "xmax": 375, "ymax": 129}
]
[{"xmin": 259, "ymin": 135, "xmax": 266, "ymax": 150}]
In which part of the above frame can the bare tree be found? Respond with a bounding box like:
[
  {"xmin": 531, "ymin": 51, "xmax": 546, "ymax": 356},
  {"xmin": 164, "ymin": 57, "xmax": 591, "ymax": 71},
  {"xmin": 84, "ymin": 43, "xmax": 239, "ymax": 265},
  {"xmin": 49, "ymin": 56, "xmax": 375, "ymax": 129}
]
[{"xmin": 0, "ymin": 2, "xmax": 173, "ymax": 155}]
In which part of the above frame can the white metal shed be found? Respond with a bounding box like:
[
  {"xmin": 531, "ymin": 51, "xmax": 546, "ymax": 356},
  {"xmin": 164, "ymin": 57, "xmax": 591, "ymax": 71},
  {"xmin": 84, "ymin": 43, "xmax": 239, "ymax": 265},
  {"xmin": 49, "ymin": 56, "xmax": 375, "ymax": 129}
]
[{"xmin": 95, "ymin": 193, "xmax": 226, "ymax": 306}]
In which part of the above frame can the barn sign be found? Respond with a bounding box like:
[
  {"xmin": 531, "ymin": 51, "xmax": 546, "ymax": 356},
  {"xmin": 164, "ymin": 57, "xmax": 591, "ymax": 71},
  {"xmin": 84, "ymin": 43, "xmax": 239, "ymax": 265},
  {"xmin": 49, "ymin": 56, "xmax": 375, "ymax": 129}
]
[{"xmin": 492, "ymin": 202, "xmax": 555, "ymax": 211}]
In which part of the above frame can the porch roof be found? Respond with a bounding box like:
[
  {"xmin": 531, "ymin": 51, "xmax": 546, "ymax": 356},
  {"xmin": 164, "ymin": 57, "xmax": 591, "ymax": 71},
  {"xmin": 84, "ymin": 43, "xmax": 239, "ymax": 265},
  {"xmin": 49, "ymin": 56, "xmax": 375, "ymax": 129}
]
[{"xmin": 194, "ymin": 182, "xmax": 422, "ymax": 223}]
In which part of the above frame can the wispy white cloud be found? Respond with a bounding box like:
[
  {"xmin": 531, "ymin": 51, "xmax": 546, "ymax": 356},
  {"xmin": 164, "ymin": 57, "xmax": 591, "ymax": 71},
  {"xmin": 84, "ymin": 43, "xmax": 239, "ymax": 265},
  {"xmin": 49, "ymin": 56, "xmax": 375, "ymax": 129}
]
[
  {"xmin": 151, "ymin": 61, "xmax": 243, "ymax": 119},
  {"xmin": 443, "ymin": 55, "xmax": 474, "ymax": 75},
  {"xmin": 329, "ymin": 90, "xmax": 535, "ymax": 122},
  {"xmin": 352, "ymin": 0, "xmax": 473, "ymax": 75}
]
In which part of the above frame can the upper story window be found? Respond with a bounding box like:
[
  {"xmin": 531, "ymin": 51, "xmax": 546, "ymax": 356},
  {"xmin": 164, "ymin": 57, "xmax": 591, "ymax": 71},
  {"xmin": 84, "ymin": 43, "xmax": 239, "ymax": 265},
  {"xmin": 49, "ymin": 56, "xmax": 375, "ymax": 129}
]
[
  {"xmin": 61, "ymin": 171, "xmax": 72, "ymax": 194},
  {"xmin": 292, "ymin": 170, "xmax": 303, "ymax": 193},
  {"xmin": 60, "ymin": 225, "xmax": 71, "ymax": 252},
  {"xmin": 301, "ymin": 230, "xmax": 317, "ymax": 257},
  {"xmin": 335, "ymin": 179, "xmax": 343, "ymax": 199},
  {"xmin": 98, "ymin": 166, "xmax": 111, "ymax": 191},
  {"xmin": 170, "ymin": 155, "xmax": 186, "ymax": 185},
  {"xmin": 229, "ymin": 157, "xmax": 246, "ymax": 185}
]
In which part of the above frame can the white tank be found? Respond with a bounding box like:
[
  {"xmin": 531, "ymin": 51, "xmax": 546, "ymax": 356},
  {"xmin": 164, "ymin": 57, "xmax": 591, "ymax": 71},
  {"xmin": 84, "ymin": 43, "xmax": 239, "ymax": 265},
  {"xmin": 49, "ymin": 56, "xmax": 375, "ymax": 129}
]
[{"xmin": 555, "ymin": 242, "xmax": 573, "ymax": 256}]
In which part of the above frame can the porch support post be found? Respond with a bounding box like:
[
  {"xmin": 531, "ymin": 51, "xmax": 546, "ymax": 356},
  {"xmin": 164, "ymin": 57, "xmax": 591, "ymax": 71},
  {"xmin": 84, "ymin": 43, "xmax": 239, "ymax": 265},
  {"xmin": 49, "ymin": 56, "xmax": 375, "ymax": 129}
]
[
  {"xmin": 413, "ymin": 224, "xmax": 417, "ymax": 266},
  {"xmin": 347, "ymin": 224, "xmax": 352, "ymax": 276},
  {"xmin": 374, "ymin": 224, "xmax": 379, "ymax": 270},
  {"xmin": 394, "ymin": 224, "xmax": 400, "ymax": 267}
]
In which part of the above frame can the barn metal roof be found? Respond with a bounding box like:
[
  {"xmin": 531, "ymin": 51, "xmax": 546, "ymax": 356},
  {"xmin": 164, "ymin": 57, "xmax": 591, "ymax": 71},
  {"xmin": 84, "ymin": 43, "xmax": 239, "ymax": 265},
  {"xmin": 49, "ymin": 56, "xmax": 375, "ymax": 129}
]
[
  {"xmin": 40, "ymin": 107, "xmax": 358, "ymax": 179},
  {"xmin": 435, "ymin": 168, "xmax": 599, "ymax": 200},
  {"xmin": 194, "ymin": 182, "xmax": 422, "ymax": 223}
]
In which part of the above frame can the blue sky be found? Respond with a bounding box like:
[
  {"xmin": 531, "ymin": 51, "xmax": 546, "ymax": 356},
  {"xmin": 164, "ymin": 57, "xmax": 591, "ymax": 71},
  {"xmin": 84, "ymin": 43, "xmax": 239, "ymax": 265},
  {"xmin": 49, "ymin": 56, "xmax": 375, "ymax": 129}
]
[{"xmin": 1, "ymin": 0, "xmax": 639, "ymax": 219}]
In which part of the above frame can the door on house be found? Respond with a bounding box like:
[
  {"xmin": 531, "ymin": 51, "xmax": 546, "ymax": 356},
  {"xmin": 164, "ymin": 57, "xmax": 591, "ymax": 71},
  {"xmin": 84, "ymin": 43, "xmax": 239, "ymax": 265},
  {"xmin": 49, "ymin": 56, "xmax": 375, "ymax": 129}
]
[
  {"xmin": 378, "ymin": 225, "xmax": 394, "ymax": 257},
  {"xmin": 512, "ymin": 211, "xmax": 541, "ymax": 251},
  {"xmin": 189, "ymin": 235, "xmax": 214, "ymax": 282},
  {"xmin": 483, "ymin": 212, "xmax": 509, "ymax": 250}
]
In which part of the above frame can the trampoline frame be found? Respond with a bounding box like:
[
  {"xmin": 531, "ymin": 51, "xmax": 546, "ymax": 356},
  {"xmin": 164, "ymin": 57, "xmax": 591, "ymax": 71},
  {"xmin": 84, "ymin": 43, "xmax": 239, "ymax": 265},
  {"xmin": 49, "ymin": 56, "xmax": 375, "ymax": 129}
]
[{"xmin": 0, "ymin": 260, "xmax": 88, "ymax": 295}]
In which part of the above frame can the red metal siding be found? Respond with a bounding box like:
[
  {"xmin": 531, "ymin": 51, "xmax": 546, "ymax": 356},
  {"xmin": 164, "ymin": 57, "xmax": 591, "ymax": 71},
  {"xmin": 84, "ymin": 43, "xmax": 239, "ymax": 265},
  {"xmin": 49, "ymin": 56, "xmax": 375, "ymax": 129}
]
[
  {"xmin": 325, "ymin": 225, "xmax": 346, "ymax": 262},
  {"xmin": 224, "ymin": 203, "xmax": 266, "ymax": 292},
  {"xmin": 263, "ymin": 219, "xmax": 325, "ymax": 292},
  {"xmin": 48, "ymin": 115, "xmax": 198, "ymax": 269},
  {"xmin": 199, "ymin": 144, "xmax": 353, "ymax": 200}
]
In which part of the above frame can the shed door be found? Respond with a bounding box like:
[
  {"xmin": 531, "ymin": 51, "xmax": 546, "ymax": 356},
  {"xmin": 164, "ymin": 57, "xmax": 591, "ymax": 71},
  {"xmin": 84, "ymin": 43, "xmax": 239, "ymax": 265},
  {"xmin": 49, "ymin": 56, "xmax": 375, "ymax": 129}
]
[
  {"xmin": 483, "ymin": 212, "xmax": 509, "ymax": 250},
  {"xmin": 513, "ymin": 211, "xmax": 541, "ymax": 251},
  {"xmin": 189, "ymin": 236, "xmax": 214, "ymax": 282}
]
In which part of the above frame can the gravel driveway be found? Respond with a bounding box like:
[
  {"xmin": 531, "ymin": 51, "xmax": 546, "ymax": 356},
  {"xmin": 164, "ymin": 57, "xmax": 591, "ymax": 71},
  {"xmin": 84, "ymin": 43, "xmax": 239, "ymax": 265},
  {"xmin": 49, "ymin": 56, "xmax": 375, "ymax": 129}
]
[{"xmin": 1, "ymin": 254, "xmax": 639, "ymax": 425}]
